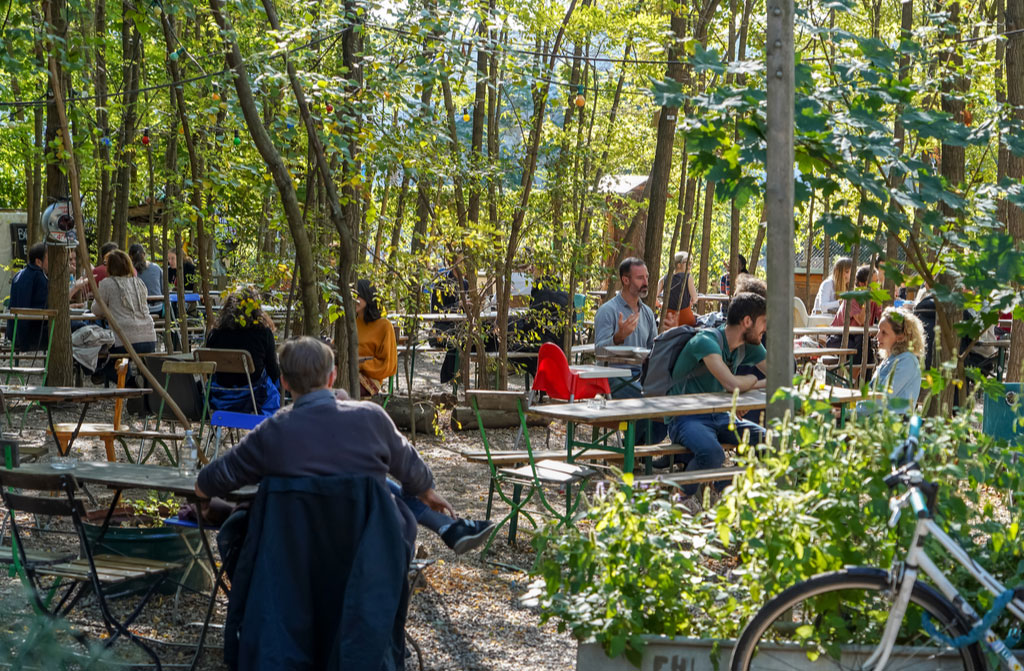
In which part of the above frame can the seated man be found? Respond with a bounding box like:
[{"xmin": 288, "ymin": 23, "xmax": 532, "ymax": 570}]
[
  {"xmin": 659, "ymin": 292, "xmax": 768, "ymax": 490},
  {"xmin": 7, "ymin": 243, "xmax": 49, "ymax": 351},
  {"xmin": 509, "ymin": 276, "xmax": 573, "ymax": 376},
  {"xmin": 195, "ymin": 337, "xmax": 493, "ymax": 570},
  {"xmin": 594, "ymin": 257, "xmax": 665, "ymax": 444},
  {"xmin": 431, "ymin": 265, "xmax": 469, "ymax": 385}
]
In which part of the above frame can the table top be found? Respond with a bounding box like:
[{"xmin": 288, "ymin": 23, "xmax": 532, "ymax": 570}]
[
  {"xmin": 569, "ymin": 365, "xmax": 633, "ymax": 379},
  {"xmin": 697, "ymin": 293, "xmax": 730, "ymax": 303},
  {"xmin": 389, "ymin": 309, "xmax": 527, "ymax": 322},
  {"xmin": 69, "ymin": 311, "xmax": 105, "ymax": 321},
  {"xmin": 793, "ymin": 326, "xmax": 878, "ymax": 337},
  {"xmin": 793, "ymin": 347, "xmax": 858, "ymax": 358},
  {"xmin": 148, "ymin": 294, "xmax": 202, "ymax": 302},
  {"xmin": 12, "ymin": 461, "xmax": 257, "ymax": 500},
  {"xmin": 527, "ymin": 387, "xmax": 876, "ymax": 423},
  {"xmin": 0, "ymin": 385, "xmax": 149, "ymax": 403}
]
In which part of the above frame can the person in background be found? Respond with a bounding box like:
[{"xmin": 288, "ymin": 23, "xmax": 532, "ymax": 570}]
[
  {"xmin": 654, "ymin": 293, "xmax": 768, "ymax": 485},
  {"xmin": 68, "ymin": 247, "xmax": 89, "ymax": 308},
  {"xmin": 508, "ymin": 276, "xmax": 574, "ymax": 376},
  {"xmin": 205, "ymin": 286, "xmax": 281, "ymax": 415},
  {"xmin": 430, "ymin": 264, "xmax": 469, "ymax": 385},
  {"xmin": 827, "ymin": 264, "xmax": 881, "ymax": 367},
  {"xmin": 195, "ymin": 336, "xmax": 493, "ymax": 576},
  {"xmin": 719, "ymin": 254, "xmax": 748, "ymax": 296},
  {"xmin": 91, "ymin": 241, "xmax": 120, "ymax": 284},
  {"xmin": 813, "ymin": 256, "xmax": 854, "ymax": 314},
  {"xmin": 129, "ymin": 244, "xmax": 163, "ymax": 315},
  {"xmin": 7, "ymin": 243, "xmax": 49, "ymax": 351},
  {"xmin": 856, "ymin": 307, "xmax": 924, "ymax": 416},
  {"xmin": 167, "ymin": 249, "xmax": 198, "ymax": 292},
  {"xmin": 91, "ymin": 250, "xmax": 157, "ymax": 382},
  {"xmin": 594, "ymin": 257, "xmax": 665, "ymax": 445},
  {"xmin": 355, "ymin": 279, "xmax": 397, "ymax": 398},
  {"xmin": 658, "ymin": 251, "xmax": 699, "ymax": 330}
]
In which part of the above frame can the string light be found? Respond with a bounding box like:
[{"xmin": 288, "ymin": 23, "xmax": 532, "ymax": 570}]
[
  {"xmin": 325, "ymin": 103, "xmax": 334, "ymax": 114},
  {"xmin": 462, "ymin": 108, "xmax": 470, "ymax": 122},
  {"xmin": 233, "ymin": 129, "xmax": 241, "ymax": 146},
  {"xmin": 574, "ymin": 85, "xmax": 585, "ymax": 108},
  {"xmin": 141, "ymin": 128, "xmax": 151, "ymax": 146}
]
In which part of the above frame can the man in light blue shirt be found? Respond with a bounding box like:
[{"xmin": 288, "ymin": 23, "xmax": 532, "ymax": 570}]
[
  {"xmin": 594, "ymin": 257, "xmax": 657, "ymax": 350},
  {"xmin": 593, "ymin": 257, "xmax": 665, "ymax": 444}
]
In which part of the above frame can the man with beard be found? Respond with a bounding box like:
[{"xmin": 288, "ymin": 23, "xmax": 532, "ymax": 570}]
[
  {"xmin": 593, "ymin": 257, "xmax": 665, "ymax": 444},
  {"xmin": 659, "ymin": 292, "xmax": 768, "ymax": 490}
]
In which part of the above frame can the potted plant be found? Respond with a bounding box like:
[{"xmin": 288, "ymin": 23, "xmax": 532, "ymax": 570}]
[{"xmin": 82, "ymin": 492, "xmax": 212, "ymax": 598}]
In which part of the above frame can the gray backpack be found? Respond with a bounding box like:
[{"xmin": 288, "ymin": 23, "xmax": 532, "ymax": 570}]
[{"xmin": 640, "ymin": 326, "xmax": 743, "ymax": 397}]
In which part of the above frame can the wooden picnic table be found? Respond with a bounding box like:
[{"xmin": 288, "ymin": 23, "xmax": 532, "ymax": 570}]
[
  {"xmin": 12, "ymin": 460, "xmax": 256, "ymax": 499},
  {"xmin": 793, "ymin": 347, "xmax": 858, "ymax": 358},
  {"xmin": 528, "ymin": 387, "xmax": 876, "ymax": 472},
  {"xmin": 12, "ymin": 459, "xmax": 254, "ymax": 670},
  {"xmin": 1, "ymin": 385, "xmax": 149, "ymax": 456},
  {"xmin": 569, "ymin": 364, "xmax": 633, "ymax": 380},
  {"xmin": 793, "ymin": 326, "xmax": 878, "ymax": 337}
]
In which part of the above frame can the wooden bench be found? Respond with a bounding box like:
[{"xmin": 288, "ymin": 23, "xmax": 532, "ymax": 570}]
[
  {"xmin": 463, "ymin": 442, "xmax": 691, "ymax": 467},
  {"xmin": 632, "ymin": 466, "xmax": 745, "ymax": 488}
]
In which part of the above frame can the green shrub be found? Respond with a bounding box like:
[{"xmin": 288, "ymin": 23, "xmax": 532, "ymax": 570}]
[{"xmin": 528, "ymin": 389, "xmax": 1024, "ymax": 666}]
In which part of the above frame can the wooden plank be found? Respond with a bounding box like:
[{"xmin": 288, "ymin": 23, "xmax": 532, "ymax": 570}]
[
  {"xmin": 0, "ymin": 386, "xmax": 149, "ymax": 403},
  {"xmin": 464, "ymin": 443, "xmax": 691, "ymax": 466},
  {"xmin": 633, "ymin": 466, "xmax": 745, "ymax": 487},
  {"xmin": 161, "ymin": 360, "xmax": 217, "ymax": 376},
  {"xmin": 11, "ymin": 461, "xmax": 257, "ymax": 499}
]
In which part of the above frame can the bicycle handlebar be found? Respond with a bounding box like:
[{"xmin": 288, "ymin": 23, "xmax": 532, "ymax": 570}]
[{"xmin": 885, "ymin": 416, "xmax": 939, "ymax": 517}]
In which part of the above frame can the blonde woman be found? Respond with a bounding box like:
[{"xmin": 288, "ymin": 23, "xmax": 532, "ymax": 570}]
[
  {"xmin": 857, "ymin": 307, "xmax": 925, "ymax": 416},
  {"xmin": 813, "ymin": 257, "xmax": 854, "ymax": 313}
]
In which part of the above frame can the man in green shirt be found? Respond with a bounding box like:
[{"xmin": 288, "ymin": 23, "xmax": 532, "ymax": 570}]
[{"xmin": 663, "ymin": 293, "xmax": 768, "ymax": 490}]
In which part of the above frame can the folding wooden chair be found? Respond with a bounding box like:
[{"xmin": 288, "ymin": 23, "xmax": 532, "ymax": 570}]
[
  {"xmin": 194, "ymin": 347, "xmax": 265, "ymax": 414},
  {"xmin": 468, "ymin": 391, "xmax": 595, "ymax": 554},
  {"xmin": 0, "ymin": 469, "xmax": 180, "ymax": 669},
  {"xmin": 142, "ymin": 359, "xmax": 216, "ymax": 465}
]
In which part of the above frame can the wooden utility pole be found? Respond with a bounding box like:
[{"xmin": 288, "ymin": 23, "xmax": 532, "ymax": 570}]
[
  {"xmin": 765, "ymin": 0, "xmax": 795, "ymax": 423},
  {"xmin": 1005, "ymin": 0, "xmax": 1024, "ymax": 381}
]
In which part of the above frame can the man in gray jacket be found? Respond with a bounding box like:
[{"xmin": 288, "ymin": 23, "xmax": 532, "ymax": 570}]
[{"xmin": 196, "ymin": 336, "xmax": 491, "ymax": 554}]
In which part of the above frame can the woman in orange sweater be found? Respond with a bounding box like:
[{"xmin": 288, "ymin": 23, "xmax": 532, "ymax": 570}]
[{"xmin": 355, "ymin": 279, "xmax": 397, "ymax": 397}]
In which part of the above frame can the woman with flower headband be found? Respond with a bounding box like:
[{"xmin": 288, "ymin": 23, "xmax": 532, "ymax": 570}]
[
  {"xmin": 206, "ymin": 287, "xmax": 281, "ymax": 415},
  {"xmin": 856, "ymin": 306, "xmax": 925, "ymax": 416},
  {"xmin": 355, "ymin": 279, "xmax": 397, "ymax": 397}
]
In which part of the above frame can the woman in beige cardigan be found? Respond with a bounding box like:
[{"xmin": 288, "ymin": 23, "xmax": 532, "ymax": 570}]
[{"xmin": 92, "ymin": 249, "xmax": 157, "ymax": 382}]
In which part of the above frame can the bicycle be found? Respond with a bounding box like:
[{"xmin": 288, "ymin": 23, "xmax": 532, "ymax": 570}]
[{"xmin": 730, "ymin": 415, "xmax": 1024, "ymax": 671}]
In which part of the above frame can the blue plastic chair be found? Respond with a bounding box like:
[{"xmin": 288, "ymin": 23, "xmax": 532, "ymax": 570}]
[{"xmin": 204, "ymin": 411, "xmax": 268, "ymax": 462}]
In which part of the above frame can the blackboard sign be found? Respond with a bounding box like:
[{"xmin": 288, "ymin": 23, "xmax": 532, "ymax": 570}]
[{"xmin": 9, "ymin": 223, "xmax": 27, "ymax": 261}]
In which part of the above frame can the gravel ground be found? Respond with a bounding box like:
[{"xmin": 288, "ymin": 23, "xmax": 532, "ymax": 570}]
[{"xmin": 0, "ymin": 353, "xmax": 579, "ymax": 670}]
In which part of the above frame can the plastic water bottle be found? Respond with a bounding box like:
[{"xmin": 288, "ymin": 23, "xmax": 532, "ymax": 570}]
[
  {"xmin": 179, "ymin": 430, "xmax": 198, "ymax": 477},
  {"xmin": 813, "ymin": 361, "xmax": 826, "ymax": 389}
]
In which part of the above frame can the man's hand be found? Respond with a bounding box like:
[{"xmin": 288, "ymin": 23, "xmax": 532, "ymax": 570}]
[
  {"xmin": 418, "ymin": 488, "xmax": 456, "ymax": 518},
  {"xmin": 613, "ymin": 311, "xmax": 639, "ymax": 345}
]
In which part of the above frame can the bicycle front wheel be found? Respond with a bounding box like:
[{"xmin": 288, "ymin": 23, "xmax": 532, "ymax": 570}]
[{"xmin": 730, "ymin": 567, "xmax": 986, "ymax": 671}]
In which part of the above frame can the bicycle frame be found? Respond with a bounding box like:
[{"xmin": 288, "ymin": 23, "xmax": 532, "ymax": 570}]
[{"xmin": 867, "ymin": 511, "xmax": 1024, "ymax": 671}]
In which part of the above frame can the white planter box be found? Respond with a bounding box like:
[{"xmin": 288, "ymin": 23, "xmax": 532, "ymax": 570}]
[{"xmin": 577, "ymin": 636, "xmax": 983, "ymax": 670}]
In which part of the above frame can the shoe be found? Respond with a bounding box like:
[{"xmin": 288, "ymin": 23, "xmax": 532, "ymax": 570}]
[
  {"xmin": 440, "ymin": 519, "xmax": 494, "ymax": 555},
  {"xmin": 651, "ymin": 456, "xmax": 672, "ymax": 469}
]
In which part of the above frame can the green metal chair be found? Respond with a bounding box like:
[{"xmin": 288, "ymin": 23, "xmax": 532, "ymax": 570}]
[{"xmin": 468, "ymin": 392, "xmax": 595, "ymax": 555}]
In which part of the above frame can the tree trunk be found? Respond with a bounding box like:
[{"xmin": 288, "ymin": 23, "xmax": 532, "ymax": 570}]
[
  {"xmin": 697, "ymin": 181, "xmax": 715, "ymax": 296},
  {"xmin": 109, "ymin": 9, "xmax": 142, "ymax": 252},
  {"xmin": 495, "ymin": 2, "xmax": 578, "ymax": 388},
  {"xmin": 94, "ymin": 0, "xmax": 112, "ymax": 238},
  {"xmin": 209, "ymin": 0, "xmax": 320, "ymax": 338},
  {"xmin": 643, "ymin": 9, "xmax": 686, "ymax": 312},
  {"xmin": 1005, "ymin": 0, "xmax": 1024, "ymax": 381},
  {"xmin": 42, "ymin": 0, "xmax": 73, "ymax": 387}
]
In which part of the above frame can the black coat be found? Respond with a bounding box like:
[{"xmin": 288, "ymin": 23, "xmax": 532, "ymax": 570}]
[{"xmin": 225, "ymin": 475, "xmax": 410, "ymax": 671}]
